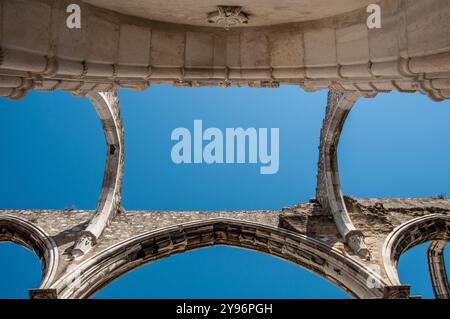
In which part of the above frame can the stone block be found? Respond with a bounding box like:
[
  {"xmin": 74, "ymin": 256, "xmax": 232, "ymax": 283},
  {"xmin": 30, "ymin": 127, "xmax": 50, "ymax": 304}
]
[
  {"xmin": 240, "ymin": 31, "xmax": 270, "ymax": 68},
  {"xmin": 407, "ymin": 0, "xmax": 450, "ymax": 57},
  {"xmin": 185, "ymin": 32, "xmax": 214, "ymax": 67},
  {"xmin": 213, "ymin": 34, "xmax": 226, "ymax": 67},
  {"xmin": 226, "ymin": 34, "xmax": 241, "ymax": 67},
  {"xmin": 87, "ymin": 15, "xmax": 119, "ymax": 63},
  {"xmin": 336, "ymin": 24, "xmax": 369, "ymax": 65},
  {"xmin": 29, "ymin": 289, "xmax": 58, "ymax": 299},
  {"xmin": 383, "ymin": 285, "xmax": 411, "ymax": 299},
  {"xmin": 151, "ymin": 30, "xmax": 185, "ymax": 67},
  {"xmin": 57, "ymin": 2, "xmax": 86, "ymax": 60},
  {"xmin": 368, "ymin": 1, "xmax": 402, "ymax": 62},
  {"xmin": 304, "ymin": 28, "xmax": 337, "ymax": 67},
  {"xmin": 119, "ymin": 25, "xmax": 151, "ymax": 66},
  {"xmin": 269, "ymin": 31, "xmax": 305, "ymax": 67},
  {"xmin": 3, "ymin": 0, "xmax": 51, "ymax": 54}
]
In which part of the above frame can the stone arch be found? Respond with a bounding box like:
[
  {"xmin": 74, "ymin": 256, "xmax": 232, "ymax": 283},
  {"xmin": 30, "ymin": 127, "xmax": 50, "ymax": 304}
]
[
  {"xmin": 0, "ymin": 215, "xmax": 59, "ymax": 291},
  {"xmin": 316, "ymin": 89, "xmax": 375, "ymax": 259},
  {"xmin": 382, "ymin": 214, "xmax": 450, "ymax": 290},
  {"xmin": 318, "ymin": 90, "xmax": 450, "ymax": 261},
  {"xmin": 71, "ymin": 91, "xmax": 124, "ymax": 258},
  {"xmin": 1, "ymin": 89, "xmax": 123, "ymax": 259},
  {"xmin": 52, "ymin": 219, "xmax": 388, "ymax": 299},
  {"xmin": 427, "ymin": 240, "xmax": 450, "ymax": 299},
  {"xmin": 0, "ymin": 89, "xmax": 122, "ymax": 261}
]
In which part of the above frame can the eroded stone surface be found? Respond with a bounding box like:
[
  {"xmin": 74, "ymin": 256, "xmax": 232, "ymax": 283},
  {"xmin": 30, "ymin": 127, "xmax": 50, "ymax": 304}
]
[{"xmin": 1, "ymin": 197, "xmax": 449, "ymax": 290}]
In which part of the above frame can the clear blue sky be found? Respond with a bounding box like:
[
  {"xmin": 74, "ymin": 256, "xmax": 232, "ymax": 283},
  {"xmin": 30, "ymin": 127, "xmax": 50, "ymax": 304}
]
[{"xmin": 0, "ymin": 86, "xmax": 449, "ymax": 298}]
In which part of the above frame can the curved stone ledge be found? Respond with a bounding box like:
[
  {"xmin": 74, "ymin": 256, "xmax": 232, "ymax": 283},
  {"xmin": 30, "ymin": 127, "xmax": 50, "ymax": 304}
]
[
  {"xmin": 427, "ymin": 240, "xmax": 450, "ymax": 299},
  {"xmin": 0, "ymin": 215, "xmax": 59, "ymax": 290},
  {"xmin": 0, "ymin": 0, "xmax": 449, "ymax": 100}
]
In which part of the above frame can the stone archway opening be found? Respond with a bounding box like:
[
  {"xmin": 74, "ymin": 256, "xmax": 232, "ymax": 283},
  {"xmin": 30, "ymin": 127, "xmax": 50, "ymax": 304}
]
[
  {"xmin": 382, "ymin": 215, "xmax": 450, "ymax": 299},
  {"xmin": 0, "ymin": 242, "xmax": 42, "ymax": 298},
  {"xmin": 52, "ymin": 219, "xmax": 387, "ymax": 299},
  {"xmin": 0, "ymin": 215, "xmax": 60, "ymax": 298},
  {"xmin": 118, "ymin": 85, "xmax": 327, "ymax": 211},
  {"xmin": 397, "ymin": 241, "xmax": 449, "ymax": 299},
  {"xmin": 92, "ymin": 245, "xmax": 350, "ymax": 299},
  {"xmin": 338, "ymin": 92, "xmax": 450, "ymax": 199},
  {"xmin": 0, "ymin": 90, "xmax": 106, "ymax": 211}
]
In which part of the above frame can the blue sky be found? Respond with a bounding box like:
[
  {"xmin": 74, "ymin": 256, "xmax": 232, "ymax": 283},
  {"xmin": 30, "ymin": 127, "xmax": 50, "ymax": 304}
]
[{"xmin": 0, "ymin": 86, "xmax": 449, "ymax": 298}]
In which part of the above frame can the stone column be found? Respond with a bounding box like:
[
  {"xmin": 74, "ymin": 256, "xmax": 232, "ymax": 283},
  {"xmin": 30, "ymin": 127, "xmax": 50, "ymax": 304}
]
[
  {"xmin": 29, "ymin": 289, "xmax": 58, "ymax": 299},
  {"xmin": 383, "ymin": 285, "xmax": 411, "ymax": 299}
]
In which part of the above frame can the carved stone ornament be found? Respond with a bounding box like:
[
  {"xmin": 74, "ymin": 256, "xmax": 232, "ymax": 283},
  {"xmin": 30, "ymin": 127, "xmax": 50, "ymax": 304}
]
[
  {"xmin": 346, "ymin": 231, "xmax": 371, "ymax": 260},
  {"xmin": 207, "ymin": 6, "xmax": 249, "ymax": 30}
]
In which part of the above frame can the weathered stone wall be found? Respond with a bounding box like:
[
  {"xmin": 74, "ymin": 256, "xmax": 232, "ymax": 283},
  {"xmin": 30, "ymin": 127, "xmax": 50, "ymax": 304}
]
[
  {"xmin": 1, "ymin": 197, "xmax": 449, "ymax": 295},
  {"xmin": 347, "ymin": 198, "xmax": 450, "ymax": 279}
]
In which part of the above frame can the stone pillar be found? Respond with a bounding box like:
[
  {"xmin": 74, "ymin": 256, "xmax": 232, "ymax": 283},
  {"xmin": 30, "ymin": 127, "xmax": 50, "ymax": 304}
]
[
  {"xmin": 29, "ymin": 289, "xmax": 58, "ymax": 299},
  {"xmin": 316, "ymin": 89, "xmax": 371, "ymax": 259},
  {"xmin": 427, "ymin": 240, "xmax": 450, "ymax": 299},
  {"xmin": 71, "ymin": 91, "xmax": 124, "ymax": 258},
  {"xmin": 383, "ymin": 285, "xmax": 411, "ymax": 299}
]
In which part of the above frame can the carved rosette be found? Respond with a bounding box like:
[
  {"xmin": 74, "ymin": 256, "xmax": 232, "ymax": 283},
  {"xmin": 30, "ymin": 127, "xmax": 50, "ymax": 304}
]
[{"xmin": 207, "ymin": 6, "xmax": 249, "ymax": 30}]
